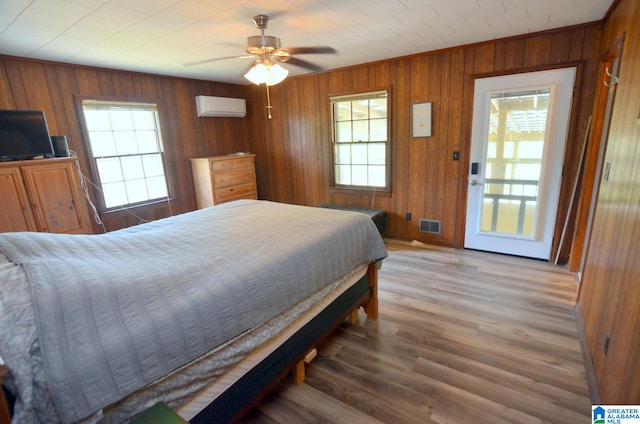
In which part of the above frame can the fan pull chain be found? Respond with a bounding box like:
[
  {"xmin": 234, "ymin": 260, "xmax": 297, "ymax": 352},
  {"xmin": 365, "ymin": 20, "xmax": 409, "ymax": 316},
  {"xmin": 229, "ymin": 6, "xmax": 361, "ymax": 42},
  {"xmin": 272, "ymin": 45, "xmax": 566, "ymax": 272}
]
[{"xmin": 265, "ymin": 84, "xmax": 273, "ymax": 119}]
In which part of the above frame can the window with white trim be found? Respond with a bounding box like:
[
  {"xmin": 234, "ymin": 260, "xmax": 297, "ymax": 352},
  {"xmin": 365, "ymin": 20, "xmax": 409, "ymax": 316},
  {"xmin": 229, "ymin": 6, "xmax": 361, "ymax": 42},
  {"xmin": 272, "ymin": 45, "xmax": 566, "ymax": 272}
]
[
  {"xmin": 330, "ymin": 90, "xmax": 389, "ymax": 190},
  {"xmin": 80, "ymin": 100, "xmax": 169, "ymax": 210}
]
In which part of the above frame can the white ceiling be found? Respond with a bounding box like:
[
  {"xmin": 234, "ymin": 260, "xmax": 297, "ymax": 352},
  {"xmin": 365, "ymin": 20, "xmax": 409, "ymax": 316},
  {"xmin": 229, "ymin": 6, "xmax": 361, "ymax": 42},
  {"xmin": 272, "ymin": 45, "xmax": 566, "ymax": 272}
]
[{"xmin": 0, "ymin": 0, "xmax": 612, "ymax": 85}]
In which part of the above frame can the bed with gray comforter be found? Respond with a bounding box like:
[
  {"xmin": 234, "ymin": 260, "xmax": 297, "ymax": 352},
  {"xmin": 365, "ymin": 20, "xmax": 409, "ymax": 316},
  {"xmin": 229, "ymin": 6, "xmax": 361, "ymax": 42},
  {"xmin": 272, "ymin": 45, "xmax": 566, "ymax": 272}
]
[{"xmin": 0, "ymin": 200, "xmax": 387, "ymax": 423}]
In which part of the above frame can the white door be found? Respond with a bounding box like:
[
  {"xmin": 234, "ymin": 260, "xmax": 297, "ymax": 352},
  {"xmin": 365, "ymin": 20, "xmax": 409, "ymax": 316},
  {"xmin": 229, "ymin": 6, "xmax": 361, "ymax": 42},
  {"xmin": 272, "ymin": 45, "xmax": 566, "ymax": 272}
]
[{"xmin": 464, "ymin": 68, "xmax": 576, "ymax": 259}]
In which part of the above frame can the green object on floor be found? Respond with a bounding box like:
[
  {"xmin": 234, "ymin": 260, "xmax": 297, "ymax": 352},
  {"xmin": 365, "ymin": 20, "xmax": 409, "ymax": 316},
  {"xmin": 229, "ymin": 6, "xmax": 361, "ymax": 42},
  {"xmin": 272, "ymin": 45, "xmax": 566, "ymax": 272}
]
[{"xmin": 130, "ymin": 402, "xmax": 188, "ymax": 424}]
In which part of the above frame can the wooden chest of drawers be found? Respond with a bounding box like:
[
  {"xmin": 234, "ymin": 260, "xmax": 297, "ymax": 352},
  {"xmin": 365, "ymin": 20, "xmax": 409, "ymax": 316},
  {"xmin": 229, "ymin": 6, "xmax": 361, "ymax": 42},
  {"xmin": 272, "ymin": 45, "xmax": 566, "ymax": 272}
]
[{"xmin": 190, "ymin": 154, "xmax": 257, "ymax": 208}]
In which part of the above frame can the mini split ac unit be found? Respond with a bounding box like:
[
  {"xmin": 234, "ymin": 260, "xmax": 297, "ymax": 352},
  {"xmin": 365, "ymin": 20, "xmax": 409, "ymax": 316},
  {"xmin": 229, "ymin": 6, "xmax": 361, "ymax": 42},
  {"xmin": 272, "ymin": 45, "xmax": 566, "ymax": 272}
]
[{"xmin": 195, "ymin": 95, "xmax": 246, "ymax": 118}]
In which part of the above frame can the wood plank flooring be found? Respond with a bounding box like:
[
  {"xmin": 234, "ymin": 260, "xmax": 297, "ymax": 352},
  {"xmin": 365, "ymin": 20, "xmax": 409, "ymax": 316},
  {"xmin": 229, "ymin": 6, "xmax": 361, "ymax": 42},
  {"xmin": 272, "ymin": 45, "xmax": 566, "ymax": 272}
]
[{"xmin": 242, "ymin": 240, "xmax": 591, "ymax": 424}]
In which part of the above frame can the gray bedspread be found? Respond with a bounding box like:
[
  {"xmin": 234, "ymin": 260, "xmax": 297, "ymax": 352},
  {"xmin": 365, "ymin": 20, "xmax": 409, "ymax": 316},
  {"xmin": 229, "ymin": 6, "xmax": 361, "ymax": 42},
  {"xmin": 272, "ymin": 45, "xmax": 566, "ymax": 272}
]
[{"xmin": 0, "ymin": 200, "xmax": 387, "ymax": 423}]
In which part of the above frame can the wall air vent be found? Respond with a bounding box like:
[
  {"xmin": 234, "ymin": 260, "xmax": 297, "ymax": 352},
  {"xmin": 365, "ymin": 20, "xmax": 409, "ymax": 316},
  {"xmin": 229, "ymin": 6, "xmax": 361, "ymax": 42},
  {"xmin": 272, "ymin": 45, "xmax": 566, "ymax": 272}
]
[{"xmin": 419, "ymin": 219, "xmax": 441, "ymax": 234}]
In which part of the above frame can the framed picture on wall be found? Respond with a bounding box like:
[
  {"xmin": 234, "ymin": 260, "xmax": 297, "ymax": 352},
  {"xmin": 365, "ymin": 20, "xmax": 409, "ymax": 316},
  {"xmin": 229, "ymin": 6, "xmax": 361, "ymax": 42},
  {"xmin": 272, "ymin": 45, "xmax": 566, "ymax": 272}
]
[{"xmin": 412, "ymin": 102, "xmax": 432, "ymax": 137}]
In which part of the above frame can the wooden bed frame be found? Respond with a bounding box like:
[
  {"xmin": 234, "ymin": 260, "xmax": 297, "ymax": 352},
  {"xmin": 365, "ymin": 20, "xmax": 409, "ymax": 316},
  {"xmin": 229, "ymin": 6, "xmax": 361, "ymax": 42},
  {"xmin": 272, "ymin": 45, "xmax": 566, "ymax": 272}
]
[
  {"xmin": 0, "ymin": 263, "xmax": 378, "ymax": 423},
  {"xmin": 0, "ymin": 358, "xmax": 9, "ymax": 423}
]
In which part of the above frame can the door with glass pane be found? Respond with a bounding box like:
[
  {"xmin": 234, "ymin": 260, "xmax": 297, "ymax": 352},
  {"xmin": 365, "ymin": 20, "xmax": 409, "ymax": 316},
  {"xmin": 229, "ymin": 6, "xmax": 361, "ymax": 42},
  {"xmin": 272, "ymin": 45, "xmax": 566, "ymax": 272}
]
[{"xmin": 464, "ymin": 68, "xmax": 575, "ymax": 259}]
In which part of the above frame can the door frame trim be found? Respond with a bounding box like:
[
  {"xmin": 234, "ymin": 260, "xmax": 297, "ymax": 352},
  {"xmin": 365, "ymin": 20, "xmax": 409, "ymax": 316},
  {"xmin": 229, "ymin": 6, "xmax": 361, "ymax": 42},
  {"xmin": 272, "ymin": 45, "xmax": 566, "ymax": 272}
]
[{"xmin": 568, "ymin": 33, "xmax": 625, "ymax": 272}]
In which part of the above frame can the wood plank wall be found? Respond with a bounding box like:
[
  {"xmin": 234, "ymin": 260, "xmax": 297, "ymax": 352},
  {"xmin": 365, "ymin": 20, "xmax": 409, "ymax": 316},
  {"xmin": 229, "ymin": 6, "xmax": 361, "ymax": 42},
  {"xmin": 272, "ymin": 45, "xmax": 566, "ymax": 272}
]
[
  {"xmin": 0, "ymin": 24, "xmax": 601, "ymax": 259},
  {"xmin": 0, "ymin": 56, "xmax": 251, "ymax": 232},
  {"xmin": 0, "ymin": 14, "xmax": 635, "ymax": 406},
  {"xmin": 577, "ymin": 0, "xmax": 640, "ymax": 404},
  {"xmin": 246, "ymin": 23, "xmax": 602, "ymax": 262}
]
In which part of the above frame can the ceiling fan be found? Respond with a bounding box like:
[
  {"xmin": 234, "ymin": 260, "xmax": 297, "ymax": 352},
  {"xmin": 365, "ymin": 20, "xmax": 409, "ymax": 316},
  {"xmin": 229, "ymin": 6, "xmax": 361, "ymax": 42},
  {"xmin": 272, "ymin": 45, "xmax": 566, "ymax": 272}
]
[
  {"xmin": 186, "ymin": 14, "xmax": 337, "ymax": 83},
  {"xmin": 187, "ymin": 14, "xmax": 337, "ymax": 119}
]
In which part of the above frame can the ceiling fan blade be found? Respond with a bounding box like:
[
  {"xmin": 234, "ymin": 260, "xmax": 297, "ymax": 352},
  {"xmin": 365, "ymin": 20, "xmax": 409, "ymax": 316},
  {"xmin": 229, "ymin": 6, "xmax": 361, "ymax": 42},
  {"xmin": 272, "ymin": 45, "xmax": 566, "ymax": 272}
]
[
  {"xmin": 283, "ymin": 57, "xmax": 324, "ymax": 72},
  {"xmin": 284, "ymin": 47, "xmax": 337, "ymax": 55},
  {"xmin": 242, "ymin": 62, "xmax": 255, "ymax": 77},
  {"xmin": 183, "ymin": 55, "xmax": 254, "ymax": 67},
  {"xmin": 182, "ymin": 56, "xmax": 238, "ymax": 67}
]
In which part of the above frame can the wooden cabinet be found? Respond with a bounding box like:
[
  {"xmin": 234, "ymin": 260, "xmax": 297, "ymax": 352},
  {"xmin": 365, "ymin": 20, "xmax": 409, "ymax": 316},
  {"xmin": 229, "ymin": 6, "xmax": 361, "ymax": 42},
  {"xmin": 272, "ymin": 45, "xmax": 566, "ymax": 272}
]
[
  {"xmin": 0, "ymin": 166, "xmax": 38, "ymax": 232},
  {"xmin": 190, "ymin": 154, "xmax": 257, "ymax": 208},
  {"xmin": 0, "ymin": 158, "xmax": 92, "ymax": 234}
]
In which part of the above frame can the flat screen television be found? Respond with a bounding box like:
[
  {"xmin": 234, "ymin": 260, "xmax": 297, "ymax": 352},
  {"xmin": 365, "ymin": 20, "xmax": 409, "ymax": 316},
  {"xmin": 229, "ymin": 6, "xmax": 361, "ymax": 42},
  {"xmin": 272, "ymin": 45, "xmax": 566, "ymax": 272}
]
[{"xmin": 0, "ymin": 110, "xmax": 55, "ymax": 161}]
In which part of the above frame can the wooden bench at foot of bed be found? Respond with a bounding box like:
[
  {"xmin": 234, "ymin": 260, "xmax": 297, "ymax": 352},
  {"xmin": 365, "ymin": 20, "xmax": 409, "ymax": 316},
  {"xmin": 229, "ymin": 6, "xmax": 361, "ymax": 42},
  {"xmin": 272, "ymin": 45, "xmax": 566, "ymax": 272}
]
[{"xmin": 317, "ymin": 204, "xmax": 388, "ymax": 236}]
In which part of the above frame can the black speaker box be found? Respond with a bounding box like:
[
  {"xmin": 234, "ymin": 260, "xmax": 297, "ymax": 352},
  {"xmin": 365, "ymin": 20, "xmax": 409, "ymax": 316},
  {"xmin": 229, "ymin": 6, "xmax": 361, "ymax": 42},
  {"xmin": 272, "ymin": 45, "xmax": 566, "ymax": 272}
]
[{"xmin": 51, "ymin": 135, "xmax": 70, "ymax": 157}]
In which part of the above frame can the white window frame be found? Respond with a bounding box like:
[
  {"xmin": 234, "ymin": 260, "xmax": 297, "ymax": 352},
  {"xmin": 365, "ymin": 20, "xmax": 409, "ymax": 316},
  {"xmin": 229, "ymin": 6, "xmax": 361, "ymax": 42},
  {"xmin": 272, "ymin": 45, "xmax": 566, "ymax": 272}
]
[
  {"xmin": 79, "ymin": 99, "xmax": 170, "ymax": 212},
  {"xmin": 330, "ymin": 90, "xmax": 390, "ymax": 191}
]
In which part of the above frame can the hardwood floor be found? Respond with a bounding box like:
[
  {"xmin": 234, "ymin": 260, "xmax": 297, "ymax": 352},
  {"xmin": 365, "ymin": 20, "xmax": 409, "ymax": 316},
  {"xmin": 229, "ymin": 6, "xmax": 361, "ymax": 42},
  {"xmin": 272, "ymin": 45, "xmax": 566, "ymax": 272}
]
[{"xmin": 242, "ymin": 240, "xmax": 591, "ymax": 424}]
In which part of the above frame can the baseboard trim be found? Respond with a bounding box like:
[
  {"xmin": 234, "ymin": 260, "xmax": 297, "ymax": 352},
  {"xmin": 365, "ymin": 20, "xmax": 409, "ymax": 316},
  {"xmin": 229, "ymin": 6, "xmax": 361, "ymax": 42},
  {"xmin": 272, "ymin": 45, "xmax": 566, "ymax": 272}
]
[{"xmin": 575, "ymin": 303, "xmax": 601, "ymax": 404}]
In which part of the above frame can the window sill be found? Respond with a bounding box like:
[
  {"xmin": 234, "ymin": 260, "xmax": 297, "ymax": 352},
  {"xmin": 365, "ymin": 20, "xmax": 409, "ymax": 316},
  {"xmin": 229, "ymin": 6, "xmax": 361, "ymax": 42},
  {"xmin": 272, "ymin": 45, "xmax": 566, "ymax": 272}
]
[
  {"xmin": 101, "ymin": 198, "xmax": 176, "ymax": 215},
  {"xmin": 329, "ymin": 187, "xmax": 392, "ymax": 198}
]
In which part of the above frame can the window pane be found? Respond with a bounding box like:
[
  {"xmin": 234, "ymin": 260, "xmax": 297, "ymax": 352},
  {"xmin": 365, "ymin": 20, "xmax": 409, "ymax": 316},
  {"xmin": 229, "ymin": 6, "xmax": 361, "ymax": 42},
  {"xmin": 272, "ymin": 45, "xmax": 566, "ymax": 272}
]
[
  {"xmin": 115, "ymin": 131, "xmax": 138, "ymax": 155},
  {"xmin": 335, "ymin": 144, "xmax": 351, "ymax": 164},
  {"xmin": 523, "ymin": 184, "xmax": 538, "ymax": 197},
  {"xmin": 522, "ymin": 201, "xmax": 537, "ymax": 236},
  {"xmin": 482, "ymin": 88, "xmax": 550, "ymax": 237},
  {"xmin": 132, "ymin": 110, "xmax": 155, "ymax": 130},
  {"xmin": 125, "ymin": 179, "xmax": 148, "ymax": 204},
  {"xmin": 121, "ymin": 156, "xmax": 144, "ymax": 180},
  {"xmin": 110, "ymin": 110, "xmax": 133, "ymax": 130},
  {"xmin": 370, "ymin": 119, "xmax": 387, "ymax": 141},
  {"xmin": 487, "ymin": 142, "xmax": 497, "ymax": 158},
  {"xmin": 88, "ymin": 131, "xmax": 117, "ymax": 157},
  {"xmin": 137, "ymin": 131, "xmax": 159, "ymax": 153},
  {"xmin": 352, "ymin": 101, "xmax": 369, "ymax": 120},
  {"xmin": 336, "ymin": 102, "xmax": 351, "ymax": 121},
  {"xmin": 96, "ymin": 158, "xmax": 123, "ymax": 183},
  {"xmin": 103, "ymin": 181, "xmax": 127, "ymax": 208},
  {"xmin": 336, "ymin": 122, "xmax": 352, "ymax": 143},
  {"xmin": 84, "ymin": 110, "xmax": 111, "ymax": 131},
  {"xmin": 503, "ymin": 141, "xmax": 514, "ymax": 159},
  {"xmin": 147, "ymin": 176, "xmax": 168, "ymax": 199},
  {"xmin": 517, "ymin": 141, "xmax": 544, "ymax": 159},
  {"xmin": 142, "ymin": 154, "xmax": 165, "ymax": 177},
  {"xmin": 335, "ymin": 165, "xmax": 351, "ymax": 185},
  {"xmin": 369, "ymin": 98, "xmax": 386, "ymax": 119},
  {"xmin": 368, "ymin": 165, "xmax": 386, "ymax": 187},
  {"xmin": 352, "ymin": 144, "xmax": 367, "ymax": 165},
  {"xmin": 352, "ymin": 165, "xmax": 368, "ymax": 185},
  {"xmin": 353, "ymin": 120, "xmax": 369, "ymax": 142},
  {"xmin": 513, "ymin": 163, "xmax": 541, "ymax": 180},
  {"xmin": 368, "ymin": 143, "xmax": 386, "ymax": 165}
]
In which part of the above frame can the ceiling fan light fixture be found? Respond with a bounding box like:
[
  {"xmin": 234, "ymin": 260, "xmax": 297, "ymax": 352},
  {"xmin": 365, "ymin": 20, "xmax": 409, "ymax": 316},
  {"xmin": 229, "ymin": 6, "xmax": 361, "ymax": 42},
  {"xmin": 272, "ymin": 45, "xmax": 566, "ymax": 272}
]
[
  {"xmin": 244, "ymin": 62, "xmax": 289, "ymax": 86},
  {"xmin": 266, "ymin": 63, "xmax": 288, "ymax": 86},
  {"xmin": 244, "ymin": 62, "xmax": 267, "ymax": 85}
]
